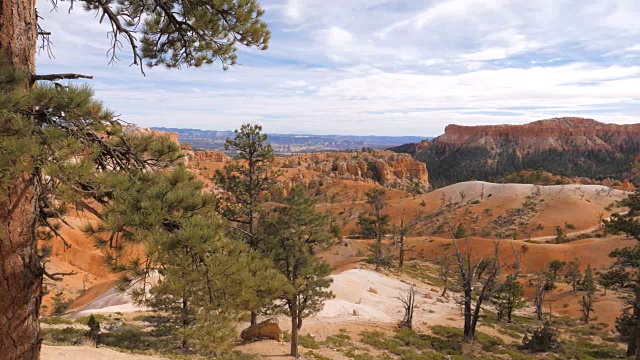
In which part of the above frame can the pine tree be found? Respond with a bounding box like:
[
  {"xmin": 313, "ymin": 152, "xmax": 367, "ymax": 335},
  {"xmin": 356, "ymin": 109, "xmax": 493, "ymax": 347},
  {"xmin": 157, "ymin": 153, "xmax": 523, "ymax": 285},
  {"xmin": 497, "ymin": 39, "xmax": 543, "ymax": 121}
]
[
  {"xmin": 261, "ymin": 185, "xmax": 334, "ymax": 358},
  {"xmin": 579, "ymin": 265, "xmax": 597, "ymax": 324},
  {"xmin": 213, "ymin": 123, "xmax": 281, "ymax": 324},
  {"xmin": 357, "ymin": 188, "xmax": 390, "ymax": 270},
  {"xmin": 0, "ymin": 0, "xmax": 270, "ymax": 357},
  {"xmin": 493, "ymin": 280, "xmax": 526, "ymax": 323},
  {"xmin": 603, "ymin": 190, "xmax": 640, "ymax": 358},
  {"xmin": 0, "ymin": 73, "xmax": 181, "ymax": 358},
  {"xmin": 598, "ymin": 267, "xmax": 631, "ymax": 295},
  {"xmin": 565, "ymin": 260, "xmax": 581, "ymax": 293},
  {"xmin": 86, "ymin": 166, "xmax": 286, "ymax": 354},
  {"xmin": 86, "ymin": 315, "xmax": 101, "ymax": 346},
  {"xmin": 547, "ymin": 260, "xmax": 566, "ymax": 287}
]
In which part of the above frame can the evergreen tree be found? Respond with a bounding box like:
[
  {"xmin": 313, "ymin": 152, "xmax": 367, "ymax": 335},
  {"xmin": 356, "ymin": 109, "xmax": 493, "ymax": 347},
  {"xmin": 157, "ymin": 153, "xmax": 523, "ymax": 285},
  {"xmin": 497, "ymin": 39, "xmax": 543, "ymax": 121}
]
[
  {"xmin": 86, "ymin": 315, "xmax": 101, "ymax": 346},
  {"xmin": 598, "ymin": 267, "xmax": 631, "ymax": 295},
  {"xmin": 493, "ymin": 280, "xmax": 526, "ymax": 323},
  {"xmin": 213, "ymin": 123, "xmax": 281, "ymax": 324},
  {"xmin": 261, "ymin": 185, "xmax": 334, "ymax": 358},
  {"xmin": 86, "ymin": 166, "xmax": 286, "ymax": 354},
  {"xmin": 0, "ymin": 72, "xmax": 181, "ymax": 358},
  {"xmin": 579, "ymin": 265, "xmax": 597, "ymax": 323},
  {"xmin": 453, "ymin": 223, "xmax": 468, "ymax": 239},
  {"xmin": 565, "ymin": 260, "xmax": 581, "ymax": 293},
  {"xmin": 0, "ymin": 0, "xmax": 270, "ymax": 356},
  {"xmin": 547, "ymin": 259, "xmax": 566, "ymax": 287},
  {"xmin": 357, "ymin": 188, "xmax": 390, "ymax": 270},
  {"xmin": 603, "ymin": 190, "xmax": 640, "ymax": 358}
]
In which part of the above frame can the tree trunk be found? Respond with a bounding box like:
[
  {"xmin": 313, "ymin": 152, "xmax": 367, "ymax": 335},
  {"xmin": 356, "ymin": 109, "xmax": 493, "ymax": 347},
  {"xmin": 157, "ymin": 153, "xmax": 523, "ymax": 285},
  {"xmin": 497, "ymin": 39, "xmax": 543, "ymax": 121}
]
[
  {"xmin": 0, "ymin": 174, "xmax": 42, "ymax": 360},
  {"xmin": 636, "ymin": 332, "xmax": 640, "ymax": 360},
  {"xmin": 630, "ymin": 290, "xmax": 640, "ymax": 358},
  {"xmin": 250, "ymin": 311, "xmax": 257, "ymax": 326},
  {"xmin": 0, "ymin": 0, "xmax": 36, "ymax": 76},
  {"xmin": 469, "ymin": 296, "xmax": 483, "ymax": 342},
  {"xmin": 290, "ymin": 300, "xmax": 299, "ymax": 358},
  {"xmin": 181, "ymin": 296, "xmax": 188, "ymax": 349},
  {"xmin": 0, "ymin": 1, "xmax": 39, "ymax": 358},
  {"xmin": 463, "ymin": 288, "xmax": 473, "ymax": 341}
]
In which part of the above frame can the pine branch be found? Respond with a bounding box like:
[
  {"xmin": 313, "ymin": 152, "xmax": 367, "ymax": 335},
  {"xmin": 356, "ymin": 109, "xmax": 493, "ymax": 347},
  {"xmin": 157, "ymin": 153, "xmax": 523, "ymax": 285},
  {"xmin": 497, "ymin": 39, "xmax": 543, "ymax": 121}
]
[{"xmin": 32, "ymin": 73, "xmax": 93, "ymax": 82}]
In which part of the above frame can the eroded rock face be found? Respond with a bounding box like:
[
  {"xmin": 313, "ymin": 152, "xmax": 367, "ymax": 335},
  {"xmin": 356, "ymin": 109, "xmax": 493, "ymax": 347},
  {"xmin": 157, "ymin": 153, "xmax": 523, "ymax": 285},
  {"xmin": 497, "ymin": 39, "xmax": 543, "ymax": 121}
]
[
  {"xmin": 300, "ymin": 151, "xmax": 429, "ymax": 189},
  {"xmin": 429, "ymin": 117, "xmax": 640, "ymax": 154},
  {"xmin": 186, "ymin": 150, "xmax": 228, "ymax": 163},
  {"xmin": 240, "ymin": 318, "xmax": 283, "ymax": 342},
  {"xmin": 398, "ymin": 117, "xmax": 640, "ymax": 186}
]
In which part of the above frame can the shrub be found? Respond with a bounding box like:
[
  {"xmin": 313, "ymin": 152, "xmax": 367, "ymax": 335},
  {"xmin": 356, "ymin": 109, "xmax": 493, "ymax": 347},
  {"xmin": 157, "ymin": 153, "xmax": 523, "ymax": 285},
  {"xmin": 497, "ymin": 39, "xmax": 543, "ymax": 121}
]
[
  {"xmin": 522, "ymin": 322, "xmax": 561, "ymax": 353},
  {"xmin": 298, "ymin": 334, "xmax": 320, "ymax": 349},
  {"xmin": 41, "ymin": 316, "xmax": 73, "ymax": 325},
  {"xmin": 87, "ymin": 314, "xmax": 101, "ymax": 344},
  {"xmin": 51, "ymin": 292, "xmax": 73, "ymax": 316}
]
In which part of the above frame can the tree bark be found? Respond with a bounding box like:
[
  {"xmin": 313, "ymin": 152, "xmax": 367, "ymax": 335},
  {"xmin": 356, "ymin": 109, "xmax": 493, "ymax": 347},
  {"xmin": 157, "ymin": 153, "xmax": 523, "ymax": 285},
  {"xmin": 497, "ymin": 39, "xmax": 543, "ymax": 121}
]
[
  {"xmin": 290, "ymin": 300, "xmax": 299, "ymax": 358},
  {"xmin": 0, "ymin": 0, "xmax": 36, "ymax": 75},
  {"xmin": 181, "ymin": 295, "xmax": 188, "ymax": 349},
  {"xmin": 0, "ymin": 0, "xmax": 40, "ymax": 359},
  {"xmin": 0, "ymin": 174, "xmax": 42, "ymax": 360},
  {"xmin": 630, "ymin": 290, "xmax": 640, "ymax": 358},
  {"xmin": 463, "ymin": 287, "xmax": 473, "ymax": 341}
]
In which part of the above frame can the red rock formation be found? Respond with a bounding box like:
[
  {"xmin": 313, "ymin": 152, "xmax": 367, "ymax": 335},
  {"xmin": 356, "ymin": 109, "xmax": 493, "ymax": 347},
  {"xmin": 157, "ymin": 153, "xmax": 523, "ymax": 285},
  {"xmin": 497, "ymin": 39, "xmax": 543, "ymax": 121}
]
[
  {"xmin": 427, "ymin": 117, "xmax": 640, "ymax": 154},
  {"xmin": 294, "ymin": 151, "xmax": 428, "ymax": 189},
  {"xmin": 187, "ymin": 150, "xmax": 228, "ymax": 163}
]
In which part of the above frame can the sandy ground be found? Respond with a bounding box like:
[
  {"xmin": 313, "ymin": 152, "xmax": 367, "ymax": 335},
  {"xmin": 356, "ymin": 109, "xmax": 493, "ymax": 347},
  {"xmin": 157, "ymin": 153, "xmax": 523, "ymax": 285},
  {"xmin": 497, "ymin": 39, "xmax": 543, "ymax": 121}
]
[{"xmin": 42, "ymin": 345, "xmax": 166, "ymax": 360}]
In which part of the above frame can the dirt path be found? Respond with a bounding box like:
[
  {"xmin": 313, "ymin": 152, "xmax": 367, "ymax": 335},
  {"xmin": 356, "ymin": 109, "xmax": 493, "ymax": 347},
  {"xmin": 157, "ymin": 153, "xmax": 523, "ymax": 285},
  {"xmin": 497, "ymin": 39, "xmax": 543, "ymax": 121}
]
[
  {"xmin": 527, "ymin": 212, "xmax": 626, "ymax": 242},
  {"xmin": 42, "ymin": 345, "xmax": 166, "ymax": 360}
]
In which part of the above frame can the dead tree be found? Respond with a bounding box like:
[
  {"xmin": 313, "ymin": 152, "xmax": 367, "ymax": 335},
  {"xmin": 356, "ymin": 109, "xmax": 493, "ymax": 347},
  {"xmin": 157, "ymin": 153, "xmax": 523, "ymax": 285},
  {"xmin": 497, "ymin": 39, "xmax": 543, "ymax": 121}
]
[
  {"xmin": 435, "ymin": 254, "xmax": 453, "ymax": 296},
  {"xmin": 398, "ymin": 286, "xmax": 416, "ymax": 329},
  {"xmin": 452, "ymin": 238, "xmax": 522, "ymax": 342},
  {"xmin": 398, "ymin": 213, "xmax": 409, "ymax": 268},
  {"xmin": 531, "ymin": 270, "xmax": 554, "ymax": 321}
]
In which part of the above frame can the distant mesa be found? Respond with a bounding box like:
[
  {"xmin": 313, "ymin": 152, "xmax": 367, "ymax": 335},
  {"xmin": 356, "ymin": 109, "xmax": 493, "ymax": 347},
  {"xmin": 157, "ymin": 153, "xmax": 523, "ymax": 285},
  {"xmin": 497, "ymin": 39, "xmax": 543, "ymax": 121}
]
[{"xmin": 392, "ymin": 117, "xmax": 640, "ymax": 187}]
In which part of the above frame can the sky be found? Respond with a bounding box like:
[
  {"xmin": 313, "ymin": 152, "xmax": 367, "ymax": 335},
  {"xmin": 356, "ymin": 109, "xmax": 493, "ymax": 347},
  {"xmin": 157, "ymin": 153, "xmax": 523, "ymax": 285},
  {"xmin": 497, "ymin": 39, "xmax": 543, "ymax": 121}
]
[{"xmin": 36, "ymin": 0, "xmax": 640, "ymax": 136}]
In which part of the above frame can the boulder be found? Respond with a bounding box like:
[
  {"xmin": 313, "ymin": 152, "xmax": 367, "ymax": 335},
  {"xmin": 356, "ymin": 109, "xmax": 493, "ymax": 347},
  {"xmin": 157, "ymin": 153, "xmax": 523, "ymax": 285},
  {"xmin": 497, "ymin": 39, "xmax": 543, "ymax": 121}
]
[{"xmin": 240, "ymin": 318, "xmax": 283, "ymax": 342}]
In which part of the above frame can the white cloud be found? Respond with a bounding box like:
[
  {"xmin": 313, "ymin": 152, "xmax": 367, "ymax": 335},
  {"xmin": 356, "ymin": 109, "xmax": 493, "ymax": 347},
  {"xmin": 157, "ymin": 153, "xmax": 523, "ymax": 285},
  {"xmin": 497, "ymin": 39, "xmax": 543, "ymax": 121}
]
[{"xmin": 33, "ymin": 0, "xmax": 640, "ymax": 136}]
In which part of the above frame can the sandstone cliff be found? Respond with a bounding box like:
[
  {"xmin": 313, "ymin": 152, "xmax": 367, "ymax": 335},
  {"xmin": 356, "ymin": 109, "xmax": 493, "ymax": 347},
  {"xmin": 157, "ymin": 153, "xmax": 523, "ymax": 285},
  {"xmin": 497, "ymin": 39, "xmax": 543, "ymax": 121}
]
[
  {"xmin": 395, "ymin": 117, "xmax": 640, "ymax": 186},
  {"xmin": 423, "ymin": 117, "xmax": 640, "ymax": 154}
]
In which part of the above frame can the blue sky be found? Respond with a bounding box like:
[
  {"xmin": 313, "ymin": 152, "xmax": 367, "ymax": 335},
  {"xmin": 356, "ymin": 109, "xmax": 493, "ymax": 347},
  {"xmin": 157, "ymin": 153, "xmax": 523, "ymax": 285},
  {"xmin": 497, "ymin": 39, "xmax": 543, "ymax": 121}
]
[{"xmin": 36, "ymin": 0, "xmax": 640, "ymax": 136}]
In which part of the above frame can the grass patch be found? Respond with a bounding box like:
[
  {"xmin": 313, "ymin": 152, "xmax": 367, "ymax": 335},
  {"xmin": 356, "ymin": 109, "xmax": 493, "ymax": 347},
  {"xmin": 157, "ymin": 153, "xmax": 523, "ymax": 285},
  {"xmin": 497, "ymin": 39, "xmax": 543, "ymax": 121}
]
[
  {"xmin": 299, "ymin": 334, "xmax": 321, "ymax": 349},
  {"xmin": 41, "ymin": 316, "xmax": 73, "ymax": 325},
  {"xmin": 42, "ymin": 327, "xmax": 85, "ymax": 345}
]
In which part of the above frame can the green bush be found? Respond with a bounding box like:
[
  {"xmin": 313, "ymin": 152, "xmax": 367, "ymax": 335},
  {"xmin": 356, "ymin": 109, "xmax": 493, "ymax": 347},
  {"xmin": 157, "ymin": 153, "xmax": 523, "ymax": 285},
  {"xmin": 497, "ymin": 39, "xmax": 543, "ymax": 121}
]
[
  {"xmin": 41, "ymin": 316, "xmax": 73, "ymax": 325},
  {"xmin": 299, "ymin": 334, "xmax": 320, "ymax": 349},
  {"xmin": 42, "ymin": 327, "xmax": 85, "ymax": 345}
]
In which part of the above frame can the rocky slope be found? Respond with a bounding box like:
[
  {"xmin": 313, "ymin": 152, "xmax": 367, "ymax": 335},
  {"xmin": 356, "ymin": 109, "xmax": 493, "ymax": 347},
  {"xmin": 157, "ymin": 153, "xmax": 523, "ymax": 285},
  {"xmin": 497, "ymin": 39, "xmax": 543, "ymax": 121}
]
[
  {"xmin": 290, "ymin": 151, "xmax": 428, "ymax": 189},
  {"xmin": 394, "ymin": 117, "xmax": 640, "ymax": 186},
  {"xmin": 187, "ymin": 150, "xmax": 429, "ymax": 194}
]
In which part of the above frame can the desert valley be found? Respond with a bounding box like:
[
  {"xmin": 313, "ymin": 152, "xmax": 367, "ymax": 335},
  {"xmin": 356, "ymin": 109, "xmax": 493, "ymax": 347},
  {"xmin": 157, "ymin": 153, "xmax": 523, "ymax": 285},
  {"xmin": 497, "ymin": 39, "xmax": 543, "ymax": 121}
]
[{"xmin": 31, "ymin": 118, "xmax": 640, "ymax": 360}]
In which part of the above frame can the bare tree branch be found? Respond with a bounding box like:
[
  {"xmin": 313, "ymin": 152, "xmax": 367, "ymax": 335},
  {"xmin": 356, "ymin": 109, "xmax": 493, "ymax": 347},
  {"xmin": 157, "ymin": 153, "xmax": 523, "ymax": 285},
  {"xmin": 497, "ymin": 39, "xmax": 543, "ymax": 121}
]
[{"xmin": 33, "ymin": 73, "xmax": 94, "ymax": 82}]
